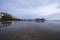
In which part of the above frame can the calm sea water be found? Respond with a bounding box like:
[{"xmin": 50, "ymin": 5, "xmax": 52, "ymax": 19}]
[{"xmin": 0, "ymin": 21, "xmax": 60, "ymax": 40}]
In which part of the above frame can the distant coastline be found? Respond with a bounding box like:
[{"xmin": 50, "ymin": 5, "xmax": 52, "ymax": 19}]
[{"xmin": 0, "ymin": 12, "xmax": 46, "ymax": 22}]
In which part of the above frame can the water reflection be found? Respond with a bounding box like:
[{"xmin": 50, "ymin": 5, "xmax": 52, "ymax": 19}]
[
  {"xmin": 24, "ymin": 20, "xmax": 46, "ymax": 23},
  {"xmin": 0, "ymin": 20, "xmax": 46, "ymax": 28},
  {"xmin": 35, "ymin": 20, "xmax": 45, "ymax": 23},
  {"xmin": 0, "ymin": 21, "xmax": 60, "ymax": 40},
  {"xmin": 0, "ymin": 21, "xmax": 15, "ymax": 28}
]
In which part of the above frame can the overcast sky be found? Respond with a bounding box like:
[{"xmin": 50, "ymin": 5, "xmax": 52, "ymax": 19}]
[{"xmin": 0, "ymin": 0, "xmax": 60, "ymax": 19}]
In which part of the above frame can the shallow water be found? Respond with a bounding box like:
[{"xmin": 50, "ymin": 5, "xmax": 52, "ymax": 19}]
[{"xmin": 0, "ymin": 21, "xmax": 60, "ymax": 40}]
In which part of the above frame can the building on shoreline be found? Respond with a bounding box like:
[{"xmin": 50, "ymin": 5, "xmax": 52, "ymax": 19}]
[{"xmin": 0, "ymin": 12, "xmax": 20, "ymax": 21}]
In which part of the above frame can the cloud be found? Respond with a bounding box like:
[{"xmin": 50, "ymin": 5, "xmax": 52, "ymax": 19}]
[
  {"xmin": 35, "ymin": 3, "xmax": 60, "ymax": 16},
  {"xmin": 0, "ymin": 0, "xmax": 60, "ymax": 19}
]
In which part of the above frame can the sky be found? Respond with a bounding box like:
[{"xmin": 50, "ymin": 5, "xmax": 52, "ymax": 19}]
[{"xmin": 0, "ymin": 0, "xmax": 60, "ymax": 19}]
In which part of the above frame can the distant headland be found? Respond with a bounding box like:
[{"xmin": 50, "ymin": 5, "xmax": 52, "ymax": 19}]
[{"xmin": 0, "ymin": 12, "xmax": 21, "ymax": 21}]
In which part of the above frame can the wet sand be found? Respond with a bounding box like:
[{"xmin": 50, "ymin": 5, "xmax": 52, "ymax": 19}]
[{"xmin": 0, "ymin": 21, "xmax": 60, "ymax": 40}]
